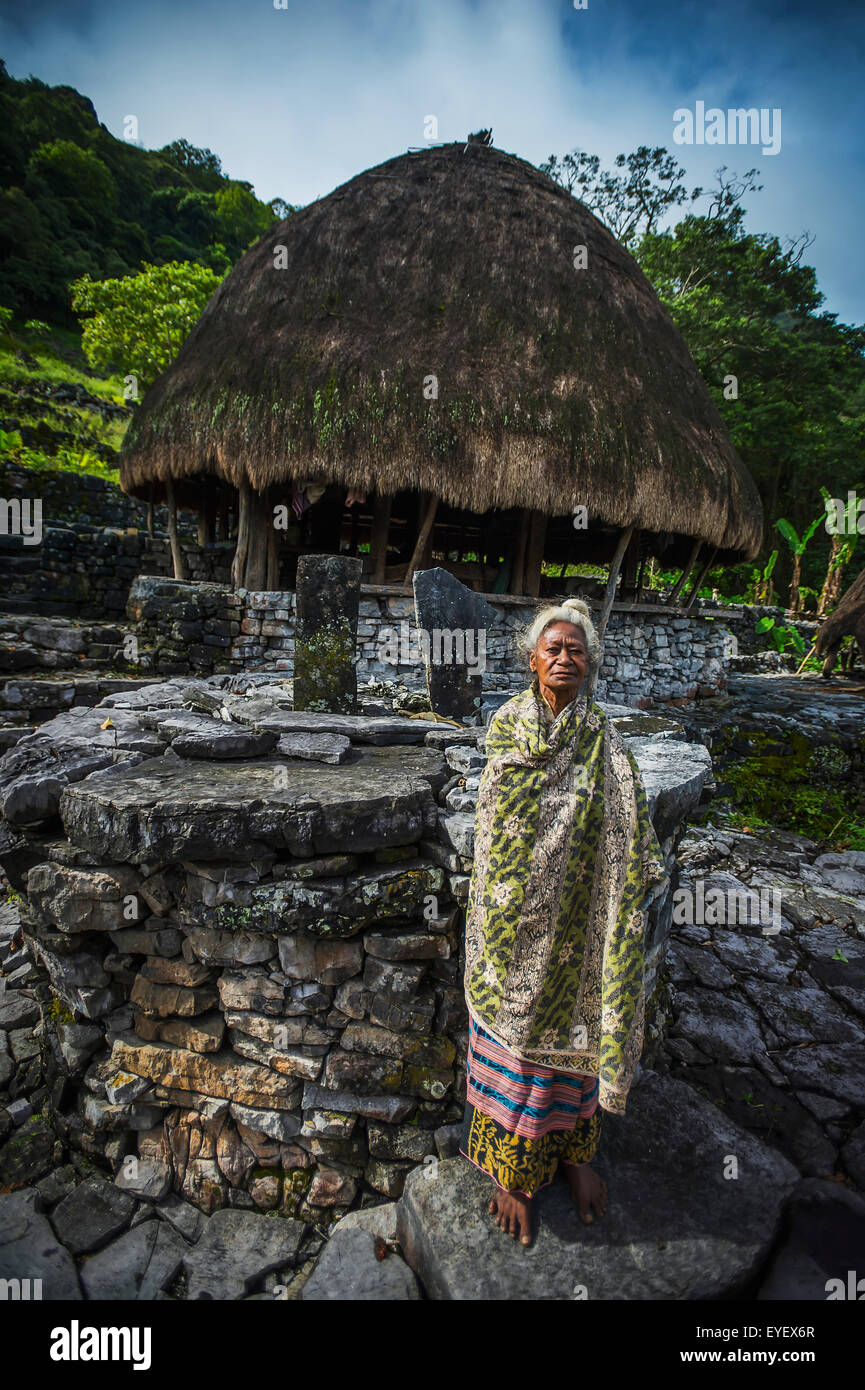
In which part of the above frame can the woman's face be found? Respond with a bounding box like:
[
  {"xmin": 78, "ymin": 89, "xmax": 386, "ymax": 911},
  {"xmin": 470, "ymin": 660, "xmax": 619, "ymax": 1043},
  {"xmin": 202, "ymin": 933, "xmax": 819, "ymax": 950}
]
[{"xmin": 529, "ymin": 622, "xmax": 590, "ymax": 697}]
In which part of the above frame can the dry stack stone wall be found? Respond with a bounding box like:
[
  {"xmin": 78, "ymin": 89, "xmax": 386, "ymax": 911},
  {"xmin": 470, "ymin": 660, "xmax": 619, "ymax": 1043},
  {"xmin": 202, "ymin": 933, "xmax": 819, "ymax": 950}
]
[
  {"xmin": 3, "ymin": 675, "xmax": 710, "ymax": 1221},
  {"xmin": 125, "ymin": 578, "xmax": 738, "ymax": 706}
]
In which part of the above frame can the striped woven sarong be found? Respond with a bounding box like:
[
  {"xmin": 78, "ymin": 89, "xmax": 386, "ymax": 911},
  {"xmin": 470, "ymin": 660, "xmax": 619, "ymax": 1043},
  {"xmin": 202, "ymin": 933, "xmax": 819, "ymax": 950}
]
[
  {"xmin": 460, "ymin": 1015, "xmax": 602, "ymax": 1196},
  {"xmin": 465, "ymin": 1014, "xmax": 599, "ymax": 1139}
]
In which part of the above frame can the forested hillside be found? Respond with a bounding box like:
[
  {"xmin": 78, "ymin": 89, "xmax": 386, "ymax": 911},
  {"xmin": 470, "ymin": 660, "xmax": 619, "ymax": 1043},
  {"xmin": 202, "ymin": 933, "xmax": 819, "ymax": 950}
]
[{"xmin": 0, "ymin": 59, "xmax": 288, "ymax": 326}]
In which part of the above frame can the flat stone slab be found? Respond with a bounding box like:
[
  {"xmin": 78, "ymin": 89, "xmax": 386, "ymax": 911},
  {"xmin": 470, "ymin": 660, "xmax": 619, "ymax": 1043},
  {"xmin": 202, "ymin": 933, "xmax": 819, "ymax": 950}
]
[
  {"xmin": 348, "ymin": 744, "xmax": 448, "ymax": 794},
  {"xmin": 277, "ymin": 732, "xmax": 350, "ymax": 764},
  {"xmin": 182, "ymin": 858, "xmax": 442, "ymax": 938},
  {"xmin": 396, "ymin": 1072, "xmax": 799, "ymax": 1299},
  {"xmin": 110, "ymin": 1035, "xmax": 301, "ymax": 1109},
  {"xmin": 183, "ymin": 1208, "xmax": 305, "ymax": 1299},
  {"xmin": 228, "ymin": 702, "xmax": 446, "ymax": 745},
  {"xmin": 0, "ymin": 1189, "xmax": 82, "ymax": 1299},
  {"xmin": 154, "ymin": 712, "xmax": 278, "ymax": 760},
  {"xmin": 621, "ymin": 738, "xmax": 712, "ymax": 842},
  {"xmin": 423, "ymin": 727, "xmax": 479, "ymax": 750},
  {"xmin": 773, "ymin": 1043, "xmax": 865, "ymax": 1107},
  {"xmin": 79, "ymin": 1217, "xmax": 187, "ymax": 1300},
  {"xmin": 51, "ymin": 1176, "xmax": 137, "ymax": 1256},
  {"xmin": 59, "ymin": 756, "xmax": 438, "ymax": 863},
  {"xmin": 669, "ymin": 987, "xmax": 766, "ymax": 1065},
  {"xmin": 301, "ymin": 1225, "xmax": 420, "ymax": 1300}
]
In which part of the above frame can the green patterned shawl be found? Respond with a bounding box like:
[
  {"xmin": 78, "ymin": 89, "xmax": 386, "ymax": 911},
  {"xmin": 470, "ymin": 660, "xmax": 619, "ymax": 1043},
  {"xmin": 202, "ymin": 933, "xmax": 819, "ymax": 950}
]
[{"xmin": 464, "ymin": 677, "xmax": 667, "ymax": 1115}]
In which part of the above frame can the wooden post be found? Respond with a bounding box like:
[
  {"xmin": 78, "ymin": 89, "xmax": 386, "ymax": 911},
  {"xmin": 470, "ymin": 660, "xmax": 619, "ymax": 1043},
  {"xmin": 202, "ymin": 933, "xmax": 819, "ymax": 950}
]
[
  {"xmin": 621, "ymin": 528, "xmax": 641, "ymax": 597},
  {"xmin": 231, "ymin": 480, "xmax": 250, "ymax": 589},
  {"xmin": 371, "ymin": 494, "xmax": 392, "ymax": 583},
  {"xmin": 197, "ymin": 492, "xmax": 215, "ymax": 548},
  {"xmin": 509, "ymin": 508, "xmax": 530, "ymax": 595},
  {"xmin": 635, "ymin": 536, "xmax": 649, "ymax": 602},
  {"xmin": 262, "ymin": 489, "xmax": 279, "ymax": 592},
  {"xmin": 684, "ymin": 545, "xmax": 718, "ymax": 609},
  {"xmin": 165, "ymin": 479, "xmax": 186, "ymax": 581},
  {"xmin": 146, "ymin": 485, "xmax": 154, "ymax": 539},
  {"xmin": 587, "ymin": 524, "xmax": 633, "ymax": 699},
  {"xmin": 406, "ymin": 492, "xmax": 439, "ymax": 582},
  {"xmin": 244, "ymin": 491, "xmax": 268, "ymax": 592},
  {"xmin": 266, "ymin": 504, "xmax": 280, "ymax": 591},
  {"xmin": 666, "ymin": 538, "xmax": 701, "ymax": 606},
  {"xmin": 524, "ymin": 510, "xmax": 547, "ymax": 598}
]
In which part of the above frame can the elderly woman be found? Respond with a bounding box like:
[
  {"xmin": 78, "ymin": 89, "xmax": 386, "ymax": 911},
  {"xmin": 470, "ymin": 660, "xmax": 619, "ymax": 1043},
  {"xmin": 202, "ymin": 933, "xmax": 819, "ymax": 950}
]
[{"xmin": 460, "ymin": 597, "xmax": 666, "ymax": 1246}]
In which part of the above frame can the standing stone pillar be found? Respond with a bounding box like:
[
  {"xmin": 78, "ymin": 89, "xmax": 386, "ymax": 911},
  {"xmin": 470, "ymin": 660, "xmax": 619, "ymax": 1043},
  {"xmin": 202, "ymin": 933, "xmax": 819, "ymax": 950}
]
[
  {"xmin": 413, "ymin": 567, "xmax": 498, "ymax": 721},
  {"xmin": 294, "ymin": 554, "xmax": 362, "ymax": 712}
]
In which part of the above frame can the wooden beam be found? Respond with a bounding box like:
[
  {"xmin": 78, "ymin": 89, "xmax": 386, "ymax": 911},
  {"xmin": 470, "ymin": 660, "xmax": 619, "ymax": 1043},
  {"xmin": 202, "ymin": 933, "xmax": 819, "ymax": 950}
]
[
  {"xmin": 684, "ymin": 545, "xmax": 718, "ymax": 610},
  {"xmin": 230, "ymin": 480, "xmax": 250, "ymax": 589},
  {"xmin": 524, "ymin": 510, "xmax": 547, "ymax": 598},
  {"xmin": 665, "ymin": 538, "xmax": 701, "ymax": 606},
  {"xmin": 165, "ymin": 479, "xmax": 186, "ymax": 581},
  {"xmin": 371, "ymin": 494, "xmax": 392, "ymax": 583},
  {"xmin": 406, "ymin": 492, "xmax": 439, "ymax": 580},
  {"xmin": 509, "ymin": 508, "xmax": 530, "ymax": 595},
  {"xmin": 587, "ymin": 524, "xmax": 633, "ymax": 699}
]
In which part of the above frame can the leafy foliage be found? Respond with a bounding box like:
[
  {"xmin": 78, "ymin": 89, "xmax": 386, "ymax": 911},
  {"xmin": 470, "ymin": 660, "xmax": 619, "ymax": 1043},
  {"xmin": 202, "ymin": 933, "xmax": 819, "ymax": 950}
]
[
  {"xmin": 543, "ymin": 145, "xmax": 865, "ymax": 601},
  {"xmin": 71, "ymin": 261, "xmax": 222, "ymax": 389}
]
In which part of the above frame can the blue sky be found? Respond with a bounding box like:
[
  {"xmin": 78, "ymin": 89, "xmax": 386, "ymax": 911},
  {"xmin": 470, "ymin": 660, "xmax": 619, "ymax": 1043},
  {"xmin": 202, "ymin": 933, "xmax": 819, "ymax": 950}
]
[{"xmin": 1, "ymin": 0, "xmax": 863, "ymax": 322}]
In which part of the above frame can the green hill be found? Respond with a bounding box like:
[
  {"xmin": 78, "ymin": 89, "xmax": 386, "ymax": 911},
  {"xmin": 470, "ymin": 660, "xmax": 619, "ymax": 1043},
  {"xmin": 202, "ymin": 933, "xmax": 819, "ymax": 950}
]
[{"xmin": 0, "ymin": 58, "xmax": 290, "ymax": 327}]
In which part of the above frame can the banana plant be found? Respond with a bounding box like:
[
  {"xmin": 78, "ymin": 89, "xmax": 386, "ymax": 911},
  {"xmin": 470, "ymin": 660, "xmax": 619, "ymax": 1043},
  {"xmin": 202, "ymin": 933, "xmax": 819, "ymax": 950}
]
[{"xmin": 775, "ymin": 512, "xmax": 824, "ymax": 615}]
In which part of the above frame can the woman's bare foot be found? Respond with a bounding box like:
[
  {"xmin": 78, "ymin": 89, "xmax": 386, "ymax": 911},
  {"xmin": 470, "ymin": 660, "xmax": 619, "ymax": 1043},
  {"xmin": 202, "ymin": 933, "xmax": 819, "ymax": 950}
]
[
  {"xmin": 561, "ymin": 1161, "xmax": 607, "ymax": 1224},
  {"xmin": 489, "ymin": 1186, "xmax": 533, "ymax": 1245}
]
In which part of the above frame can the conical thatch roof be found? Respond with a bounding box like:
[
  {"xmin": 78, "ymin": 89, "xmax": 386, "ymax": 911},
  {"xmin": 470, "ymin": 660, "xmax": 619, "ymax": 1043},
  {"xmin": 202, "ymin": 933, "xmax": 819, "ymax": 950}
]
[
  {"xmin": 815, "ymin": 568, "xmax": 865, "ymax": 652},
  {"xmin": 120, "ymin": 142, "xmax": 763, "ymax": 562}
]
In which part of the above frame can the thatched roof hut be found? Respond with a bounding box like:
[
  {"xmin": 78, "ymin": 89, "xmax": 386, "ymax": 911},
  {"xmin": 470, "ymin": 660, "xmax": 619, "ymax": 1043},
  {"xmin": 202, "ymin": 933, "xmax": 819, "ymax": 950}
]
[
  {"xmin": 815, "ymin": 568, "xmax": 865, "ymax": 672},
  {"xmin": 120, "ymin": 140, "xmax": 763, "ymax": 597}
]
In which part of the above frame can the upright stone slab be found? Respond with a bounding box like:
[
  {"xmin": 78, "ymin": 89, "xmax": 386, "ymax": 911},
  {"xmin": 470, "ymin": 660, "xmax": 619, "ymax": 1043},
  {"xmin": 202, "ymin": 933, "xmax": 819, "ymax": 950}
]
[
  {"xmin": 412, "ymin": 568, "xmax": 498, "ymax": 720},
  {"xmin": 294, "ymin": 555, "xmax": 362, "ymax": 713}
]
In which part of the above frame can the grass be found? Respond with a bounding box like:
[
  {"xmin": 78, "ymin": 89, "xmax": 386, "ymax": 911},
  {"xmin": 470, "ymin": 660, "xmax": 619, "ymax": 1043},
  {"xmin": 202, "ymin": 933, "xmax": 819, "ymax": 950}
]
[{"xmin": 0, "ymin": 318, "xmax": 129, "ymax": 483}]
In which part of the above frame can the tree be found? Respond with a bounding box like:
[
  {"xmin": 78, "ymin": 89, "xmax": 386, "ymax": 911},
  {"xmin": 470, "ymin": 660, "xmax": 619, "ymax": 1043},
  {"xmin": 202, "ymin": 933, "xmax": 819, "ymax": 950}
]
[
  {"xmin": 158, "ymin": 139, "xmax": 223, "ymax": 189},
  {"xmin": 635, "ymin": 170, "xmax": 865, "ymax": 596},
  {"xmin": 28, "ymin": 139, "xmax": 115, "ymax": 219},
  {"xmin": 70, "ymin": 260, "xmax": 222, "ymax": 389},
  {"xmin": 215, "ymin": 182, "xmax": 275, "ymax": 256},
  {"xmin": 540, "ymin": 144, "xmax": 702, "ymax": 246}
]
